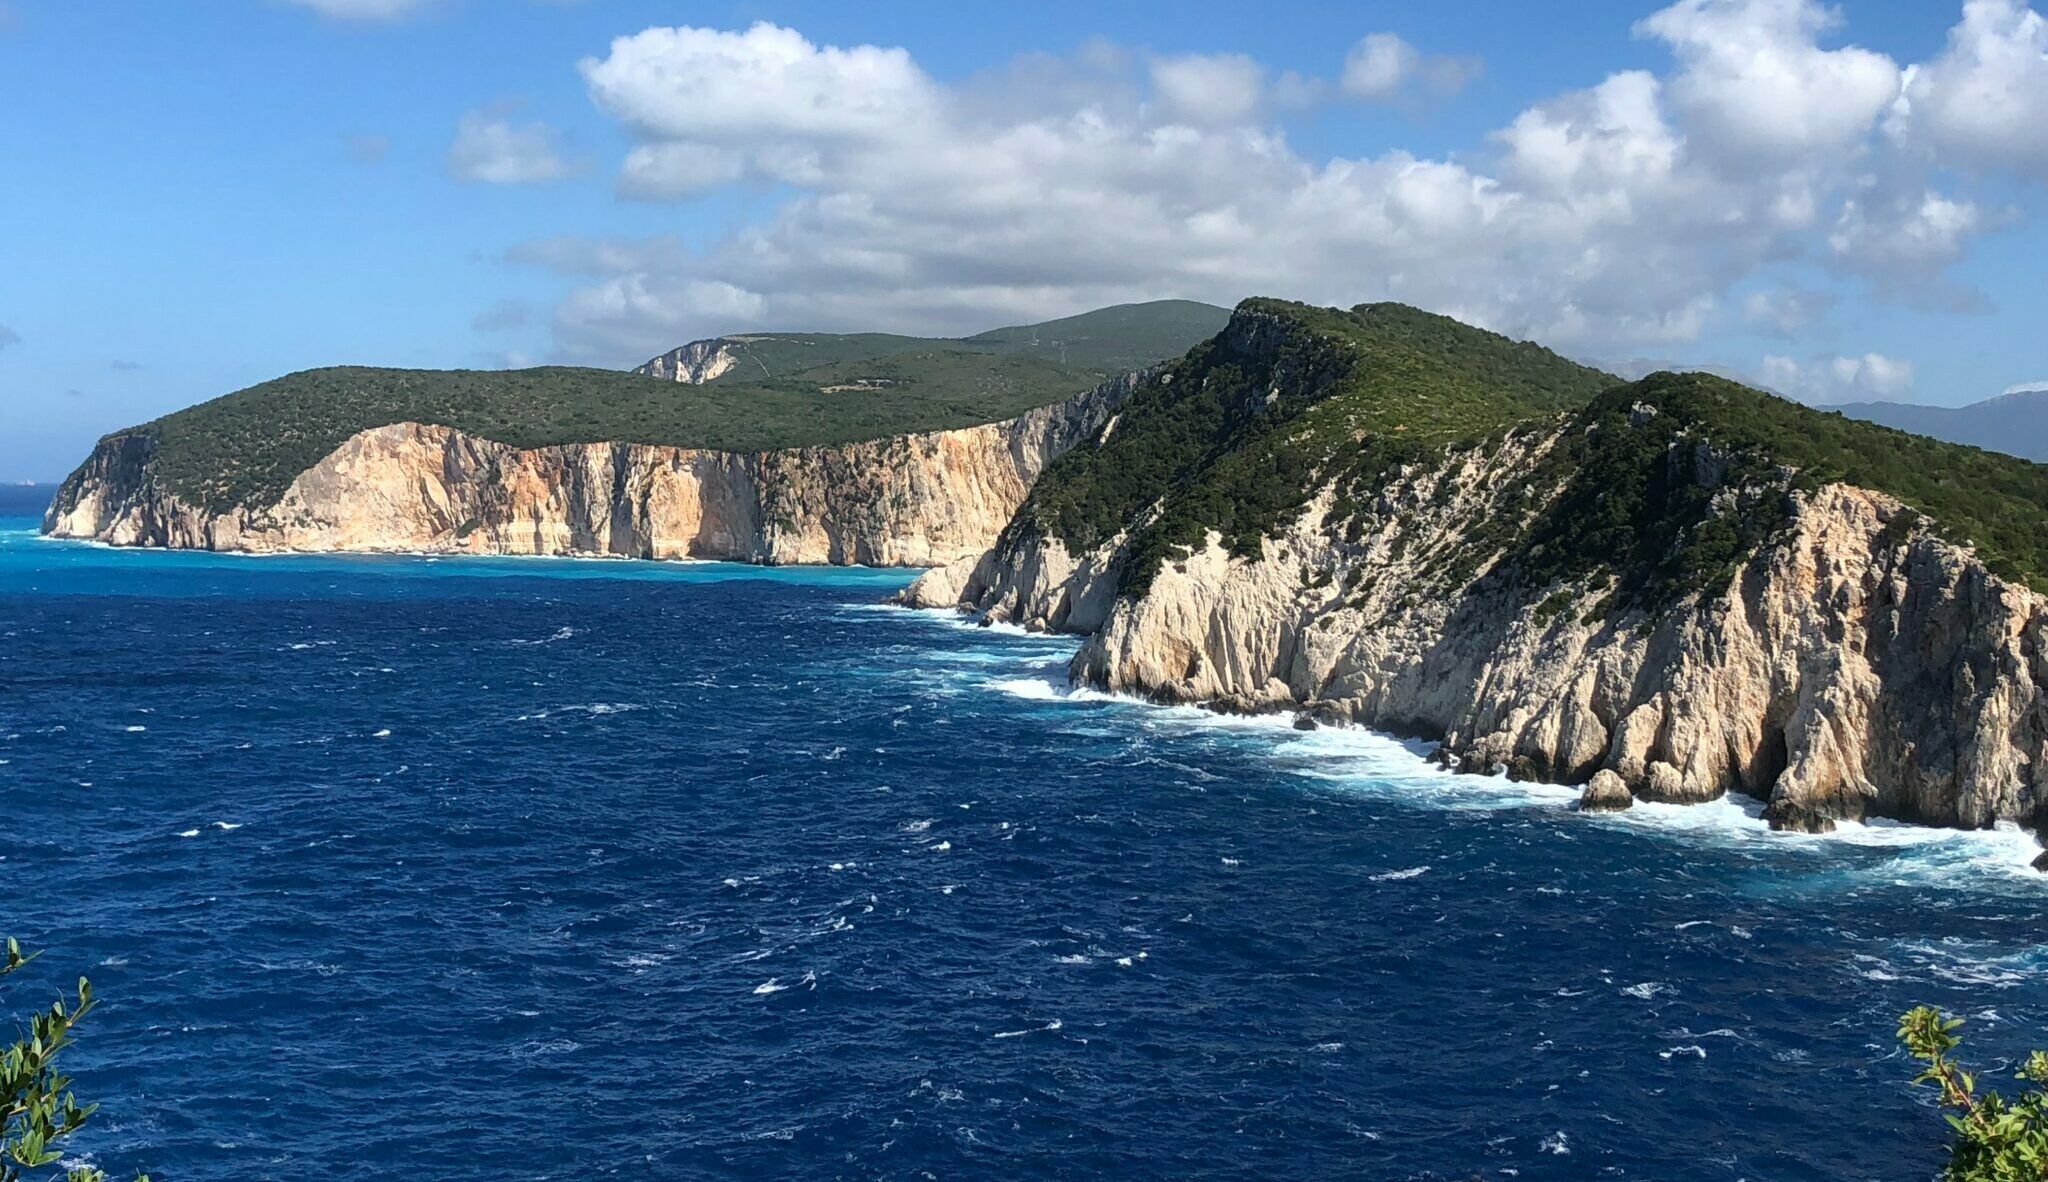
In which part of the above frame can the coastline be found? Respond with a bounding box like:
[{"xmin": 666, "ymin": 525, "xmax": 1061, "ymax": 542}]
[{"xmin": 891, "ymin": 601, "xmax": 2048, "ymax": 879}]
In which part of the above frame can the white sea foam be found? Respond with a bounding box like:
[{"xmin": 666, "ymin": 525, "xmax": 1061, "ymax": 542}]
[
  {"xmin": 509, "ymin": 627, "xmax": 577, "ymax": 646},
  {"xmin": 1370, "ymin": 866, "xmax": 1431, "ymax": 882},
  {"xmin": 988, "ymin": 677, "xmax": 1063, "ymax": 701},
  {"xmin": 752, "ymin": 972, "xmax": 816, "ymax": 996},
  {"xmin": 1622, "ymin": 981, "xmax": 1674, "ymax": 1000},
  {"xmin": 371, "ymin": 728, "xmax": 391, "ymax": 738},
  {"xmin": 993, "ymin": 1018, "xmax": 1064, "ymax": 1039},
  {"xmin": 176, "ymin": 828, "xmax": 200, "ymax": 838},
  {"xmin": 871, "ymin": 589, "xmax": 2048, "ymax": 893},
  {"xmin": 212, "ymin": 821, "xmax": 242, "ymax": 831},
  {"xmin": 124, "ymin": 725, "xmax": 146, "ymax": 733}
]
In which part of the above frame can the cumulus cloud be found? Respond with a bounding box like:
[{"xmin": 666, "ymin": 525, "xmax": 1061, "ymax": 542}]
[
  {"xmin": 1637, "ymin": 0, "xmax": 1902, "ymax": 160},
  {"xmin": 1760, "ymin": 351, "xmax": 1916, "ymax": 403},
  {"xmin": 1151, "ymin": 53, "xmax": 1269, "ymax": 124},
  {"xmin": 1341, "ymin": 33, "xmax": 1482, "ymax": 102},
  {"xmin": 1893, "ymin": 0, "xmax": 2048, "ymax": 177},
  {"xmin": 447, "ymin": 108, "xmax": 575, "ymax": 184},
  {"xmin": 521, "ymin": 5, "xmax": 2037, "ymax": 365}
]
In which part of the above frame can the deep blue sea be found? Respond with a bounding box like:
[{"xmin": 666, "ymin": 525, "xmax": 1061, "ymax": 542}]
[{"xmin": 4, "ymin": 488, "xmax": 2046, "ymax": 1181}]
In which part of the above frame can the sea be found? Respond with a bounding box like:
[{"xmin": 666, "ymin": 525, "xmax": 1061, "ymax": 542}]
[{"xmin": 2, "ymin": 483, "xmax": 2044, "ymax": 1181}]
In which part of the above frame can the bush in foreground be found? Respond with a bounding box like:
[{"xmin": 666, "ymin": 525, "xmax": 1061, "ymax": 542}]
[
  {"xmin": 1900, "ymin": 1006, "xmax": 2048, "ymax": 1180},
  {"xmin": 2, "ymin": 938, "xmax": 147, "ymax": 1182}
]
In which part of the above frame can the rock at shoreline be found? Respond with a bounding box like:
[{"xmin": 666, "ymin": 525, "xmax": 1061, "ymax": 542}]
[
  {"xmin": 1762, "ymin": 801, "xmax": 1838, "ymax": 835},
  {"xmin": 1577, "ymin": 770, "xmax": 1634, "ymax": 812},
  {"xmin": 2032, "ymin": 850, "xmax": 2048, "ymax": 873}
]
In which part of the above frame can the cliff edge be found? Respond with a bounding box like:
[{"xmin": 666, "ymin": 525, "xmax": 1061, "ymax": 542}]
[{"xmin": 910, "ymin": 300, "xmax": 2048, "ymax": 841}]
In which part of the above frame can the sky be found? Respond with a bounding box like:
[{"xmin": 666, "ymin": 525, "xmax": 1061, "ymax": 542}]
[{"xmin": 2, "ymin": 0, "xmax": 2047, "ymax": 481}]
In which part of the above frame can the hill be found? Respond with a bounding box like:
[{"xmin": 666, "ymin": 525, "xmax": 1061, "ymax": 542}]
[
  {"xmin": 636, "ymin": 300, "xmax": 1233, "ymax": 385},
  {"xmin": 1019, "ymin": 299, "xmax": 1623, "ymax": 592},
  {"xmin": 1836, "ymin": 389, "xmax": 2048, "ymax": 463},
  {"xmin": 927, "ymin": 298, "xmax": 2048, "ymax": 837},
  {"xmin": 107, "ymin": 301, "xmax": 1227, "ymax": 515},
  {"xmin": 961, "ymin": 299, "xmax": 1235, "ymax": 372},
  {"xmin": 1011, "ymin": 299, "xmax": 2048, "ymax": 597}
]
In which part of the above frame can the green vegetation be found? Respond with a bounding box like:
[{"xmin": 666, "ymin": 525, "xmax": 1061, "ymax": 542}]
[
  {"xmin": 1506, "ymin": 374, "xmax": 2048, "ymax": 604},
  {"xmin": 1899, "ymin": 1006, "xmax": 2048, "ymax": 1180},
  {"xmin": 105, "ymin": 300, "xmax": 1227, "ymax": 514},
  {"xmin": 961, "ymin": 299, "xmax": 1233, "ymax": 372},
  {"xmin": 682, "ymin": 300, "xmax": 1230, "ymax": 383},
  {"xmin": 1018, "ymin": 298, "xmax": 2048, "ymax": 604},
  {"xmin": 671, "ymin": 333, "xmax": 942, "ymax": 382},
  {"xmin": 1020, "ymin": 298, "xmax": 1618, "ymax": 593},
  {"xmin": 2, "ymin": 938, "xmax": 147, "ymax": 1182}
]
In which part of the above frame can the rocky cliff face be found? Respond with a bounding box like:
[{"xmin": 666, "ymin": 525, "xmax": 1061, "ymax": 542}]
[
  {"xmin": 912, "ymin": 414, "xmax": 2048, "ymax": 838},
  {"xmin": 634, "ymin": 338, "xmax": 742, "ymax": 383},
  {"xmin": 43, "ymin": 374, "xmax": 1138, "ymax": 566}
]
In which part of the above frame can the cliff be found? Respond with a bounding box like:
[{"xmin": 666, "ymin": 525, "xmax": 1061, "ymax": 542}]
[
  {"xmin": 43, "ymin": 373, "xmax": 1139, "ymax": 565},
  {"xmin": 909, "ymin": 301, "xmax": 2048, "ymax": 841},
  {"xmin": 635, "ymin": 338, "xmax": 743, "ymax": 383}
]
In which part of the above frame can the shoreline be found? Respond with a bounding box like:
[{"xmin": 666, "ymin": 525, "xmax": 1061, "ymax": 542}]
[{"xmin": 890, "ymin": 601, "xmax": 2048, "ymax": 879}]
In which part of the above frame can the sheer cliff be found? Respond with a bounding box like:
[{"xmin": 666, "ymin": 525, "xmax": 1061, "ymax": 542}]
[
  {"xmin": 908, "ymin": 300, "xmax": 2048, "ymax": 841},
  {"xmin": 44, "ymin": 372, "xmax": 1140, "ymax": 565}
]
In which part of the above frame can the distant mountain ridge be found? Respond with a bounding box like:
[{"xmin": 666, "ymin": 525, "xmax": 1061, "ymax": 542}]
[
  {"xmin": 1835, "ymin": 389, "xmax": 2048, "ymax": 463},
  {"xmin": 634, "ymin": 300, "xmax": 1231, "ymax": 385}
]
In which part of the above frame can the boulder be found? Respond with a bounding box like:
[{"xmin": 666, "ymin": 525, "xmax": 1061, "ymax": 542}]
[{"xmin": 1576, "ymin": 770, "xmax": 1634, "ymax": 813}]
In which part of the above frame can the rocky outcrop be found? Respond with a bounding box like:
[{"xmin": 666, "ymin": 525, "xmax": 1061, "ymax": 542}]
[
  {"xmin": 43, "ymin": 374, "xmax": 1140, "ymax": 566},
  {"xmin": 928, "ymin": 424, "xmax": 2048, "ymax": 838},
  {"xmin": 1577, "ymin": 770, "xmax": 1635, "ymax": 812},
  {"xmin": 634, "ymin": 338, "xmax": 743, "ymax": 384}
]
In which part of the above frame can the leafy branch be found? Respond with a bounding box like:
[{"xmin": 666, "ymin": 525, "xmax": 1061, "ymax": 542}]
[
  {"xmin": 1900, "ymin": 1006, "xmax": 2048, "ymax": 1181},
  {"xmin": 1, "ymin": 939, "xmax": 147, "ymax": 1182}
]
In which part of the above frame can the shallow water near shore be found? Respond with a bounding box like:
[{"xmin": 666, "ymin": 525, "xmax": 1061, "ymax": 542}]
[{"xmin": 3, "ymin": 516, "xmax": 2044, "ymax": 1181}]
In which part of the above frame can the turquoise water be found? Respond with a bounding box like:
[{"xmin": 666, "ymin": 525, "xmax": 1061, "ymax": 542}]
[{"xmin": 2, "ymin": 508, "xmax": 2044, "ymax": 1180}]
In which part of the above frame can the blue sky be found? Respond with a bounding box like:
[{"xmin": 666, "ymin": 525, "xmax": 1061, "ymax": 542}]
[{"xmin": 2, "ymin": 0, "xmax": 2046, "ymax": 481}]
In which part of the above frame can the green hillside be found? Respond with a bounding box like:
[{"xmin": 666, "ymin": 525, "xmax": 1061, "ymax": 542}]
[
  {"xmin": 962, "ymin": 300, "xmax": 1234, "ymax": 372},
  {"xmin": 103, "ymin": 301, "xmax": 1228, "ymax": 514},
  {"xmin": 1022, "ymin": 299, "xmax": 1620, "ymax": 590},
  {"xmin": 1017, "ymin": 298, "xmax": 2048, "ymax": 599},
  {"xmin": 664, "ymin": 301, "xmax": 1234, "ymax": 383}
]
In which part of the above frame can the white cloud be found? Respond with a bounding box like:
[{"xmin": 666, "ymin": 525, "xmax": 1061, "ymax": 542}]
[
  {"xmin": 1760, "ymin": 351, "xmax": 1916, "ymax": 403},
  {"xmin": 1742, "ymin": 286, "xmax": 1836, "ymax": 335},
  {"xmin": 1635, "ymin": 0, "xmax": 1902, "ymax": 160},
  {"xmin": 618, "ymin": 143, "xmax": 745, "ymax": 199},
  {"xmin": 447, "ymin": 108, "xmax": 575, "ymax": 184},
  {"xmin": 583, "ymin": 23, "xmax": 936, "ymax": 146},
  {"xmin": 1827, "ymin": 185, "xmax": 1995, "ymax": 302},
  {"xmin": 521, "ymin": 6, "xmax": 2032, "ymax": 365},
  {"xmin": 1893, "ymin": 0, "xmax": 2048, "ymax": 176},
  {"xmin": 281, "ymin": 0, "xmax": 437, "ymax": 19},
  {"xmin": 1150, "ymin": 53, "xmax": 1267, "ymax": 124},
  {"xmin": 1340, "ymin": 33, "xmax": 1481, "ymax": 102},
  {"xmin": 2005, "ymin": 379, "xmax": 2048, "ymax": 395}
]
